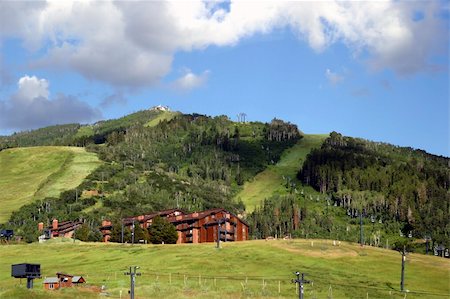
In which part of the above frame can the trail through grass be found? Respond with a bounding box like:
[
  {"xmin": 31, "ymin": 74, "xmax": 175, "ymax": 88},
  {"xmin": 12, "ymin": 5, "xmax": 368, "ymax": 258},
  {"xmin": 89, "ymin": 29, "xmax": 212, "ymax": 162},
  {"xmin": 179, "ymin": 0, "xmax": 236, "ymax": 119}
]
[
  {"xmin": 0, "ymin": 146, "xmax": 101, "ymax": 222},
  {"xmin": 0, "ymin": 239, "xmax": 447, "ymax": 298},
  {"xmin": 235, "ymin": 134, "xmax": 327, "ymax": 212}
]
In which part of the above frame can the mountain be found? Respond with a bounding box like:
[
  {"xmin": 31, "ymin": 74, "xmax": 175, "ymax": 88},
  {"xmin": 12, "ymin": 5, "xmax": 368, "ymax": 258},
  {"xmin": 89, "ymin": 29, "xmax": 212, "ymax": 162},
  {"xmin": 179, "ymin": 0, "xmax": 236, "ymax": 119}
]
[{"xmin": 0, "ymin": 110, "xmax": 448, "ymax": 250}]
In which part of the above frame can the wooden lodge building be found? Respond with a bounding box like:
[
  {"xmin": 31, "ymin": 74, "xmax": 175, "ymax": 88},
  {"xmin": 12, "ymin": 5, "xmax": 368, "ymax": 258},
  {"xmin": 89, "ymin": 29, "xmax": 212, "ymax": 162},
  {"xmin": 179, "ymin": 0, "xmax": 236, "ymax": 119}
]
[
  {"xmin": 43, "ymin": 272, "xmax": 86, "ymax": 290},
  {"xmin": 38, "ymin": 219, "xmax": 83, "ymax": 241},
  {"xmin": 100, "ymin": 208, "xmax": 249, "ymax": 244}
]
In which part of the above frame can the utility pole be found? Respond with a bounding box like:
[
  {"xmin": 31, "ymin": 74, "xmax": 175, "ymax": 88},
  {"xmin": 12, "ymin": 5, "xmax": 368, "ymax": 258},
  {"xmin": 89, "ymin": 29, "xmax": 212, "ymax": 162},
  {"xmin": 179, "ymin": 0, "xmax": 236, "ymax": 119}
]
[
  {"xmin": 359, "ymin": 210, "xmax": 364, "ymax": 246},
  {"xmin": 121, "ymin": 221, "xmax": 124, "ymax": 244},
  {"xmin": 216, "ymin": 218, "xmax": 224, "ymax": 248},
  {"xmin": 124, "ymin": 266, "xmax": 141, "ymax": 299},
  {"xmin": 292, "ymin": 272, "xmax": 310, "ymax": 299},
  {"xmin": 400, "ymin": 245, "xmax": 407, "ymax": 292},
  {"xmin": 131, "ymin": 221, "xmax": 135, "ymax": 245}
]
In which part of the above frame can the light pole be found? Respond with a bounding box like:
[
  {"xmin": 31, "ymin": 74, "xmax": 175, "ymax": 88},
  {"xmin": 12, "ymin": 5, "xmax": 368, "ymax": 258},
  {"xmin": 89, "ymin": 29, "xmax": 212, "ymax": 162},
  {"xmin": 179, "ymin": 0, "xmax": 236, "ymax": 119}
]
[
  {"xmin": 400, "ymin": 245, "xmax": 407, "ymax": 292},
  {"xmin": 292, "ymin": 271, "xmax": 310, "ymax": 299},
  {"xmin": 359, "ymin": 210, "xmax": 364, "ymax": 246},
  {"xmin": 124, "ymin": 266, "xmax": 141, "ymax": 299}
]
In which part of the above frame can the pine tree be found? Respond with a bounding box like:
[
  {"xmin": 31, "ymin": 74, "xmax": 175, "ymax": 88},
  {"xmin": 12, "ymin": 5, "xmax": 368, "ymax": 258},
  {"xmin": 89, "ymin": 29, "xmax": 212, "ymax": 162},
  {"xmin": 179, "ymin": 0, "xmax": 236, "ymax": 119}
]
[{"xmin": 148, "ymin": 216, "xmax": 178, "ymax": 244}]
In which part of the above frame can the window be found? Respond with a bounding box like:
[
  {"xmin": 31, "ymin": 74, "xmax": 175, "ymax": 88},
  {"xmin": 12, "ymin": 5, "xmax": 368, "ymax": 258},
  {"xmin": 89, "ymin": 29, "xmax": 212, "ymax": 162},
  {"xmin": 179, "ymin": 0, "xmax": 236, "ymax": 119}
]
[{"xmin": 49, "ymin": 283, "xmax": 54, "ymax": 289}]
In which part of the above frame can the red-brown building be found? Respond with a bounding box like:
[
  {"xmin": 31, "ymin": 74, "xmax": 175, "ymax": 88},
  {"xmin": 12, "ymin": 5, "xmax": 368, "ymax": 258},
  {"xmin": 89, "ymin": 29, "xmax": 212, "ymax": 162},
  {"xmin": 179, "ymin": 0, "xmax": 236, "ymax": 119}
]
[
  {"xmin": 100, "ymin": 208, "xmax": 249, "ymax": 244},
  {"xmin": 38, "ymin": 219, "xmax": 83, "ymax": 241},
  {"xmin": 43, "ymin": 272, "xmax": 86, "ymax": 290}
]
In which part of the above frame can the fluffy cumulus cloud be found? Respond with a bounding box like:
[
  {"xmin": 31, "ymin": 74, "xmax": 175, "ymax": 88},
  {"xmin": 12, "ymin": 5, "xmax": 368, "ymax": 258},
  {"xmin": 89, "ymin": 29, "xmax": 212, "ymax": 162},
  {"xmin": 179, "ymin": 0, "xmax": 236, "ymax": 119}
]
[
  {"xmin": 0, "ymin": 75, "xmax": 101, "ymax": 130},
  {"xmin": 0, "ymin": 1, "xmax": 447, "ymax": 87},
  {"xmin": 171, "ymin": 69, "xmax": 210, "ymax": 91}
]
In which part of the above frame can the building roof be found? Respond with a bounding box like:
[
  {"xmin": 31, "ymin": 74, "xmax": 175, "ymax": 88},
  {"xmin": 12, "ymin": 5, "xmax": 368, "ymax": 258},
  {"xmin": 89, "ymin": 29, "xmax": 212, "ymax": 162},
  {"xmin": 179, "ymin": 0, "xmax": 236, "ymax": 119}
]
[
  {"xmin": 123, "ymin": 208, "xmax": 185, "ymax": 225},
  {"xmin": 46, "ymin": 220, "xmax": 83, "ymax": 234},
  {"xmin": 72, "ymin": 276, "xmax": 85, "ymax": 283},
  {"xmin": 102, "ymin": 208, "xmax": 248, "ymax": 232},
  {"xmin": 43, "ymin": 277, "xmax": 58, "ymax": 284},
  {"xmin": 167, "ymin": 208, "xmax": 249, "ymax": 226}
]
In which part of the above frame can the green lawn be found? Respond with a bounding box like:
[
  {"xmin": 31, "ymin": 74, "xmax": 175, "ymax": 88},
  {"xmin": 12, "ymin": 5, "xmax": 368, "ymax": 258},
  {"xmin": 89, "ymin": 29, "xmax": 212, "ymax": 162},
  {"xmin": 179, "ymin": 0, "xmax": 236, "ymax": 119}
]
[
  {"xmin": 235, "ymin": 134, "xmax": 327, "ymax": 212},
  {"xmin": 0, "ymin": 239, "xmax": 448, "ymax": 298},
  {"xmin": 0, "ymin": 146, "xmax": 101, "ymax": 222}
]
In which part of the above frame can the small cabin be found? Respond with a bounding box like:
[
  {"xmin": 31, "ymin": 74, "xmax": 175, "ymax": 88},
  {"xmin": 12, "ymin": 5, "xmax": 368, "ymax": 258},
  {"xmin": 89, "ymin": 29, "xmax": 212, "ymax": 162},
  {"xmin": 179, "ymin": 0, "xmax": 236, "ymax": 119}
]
[{"xmin": 43, "ymin": 272, "xmax": 86, "ymax": 290}]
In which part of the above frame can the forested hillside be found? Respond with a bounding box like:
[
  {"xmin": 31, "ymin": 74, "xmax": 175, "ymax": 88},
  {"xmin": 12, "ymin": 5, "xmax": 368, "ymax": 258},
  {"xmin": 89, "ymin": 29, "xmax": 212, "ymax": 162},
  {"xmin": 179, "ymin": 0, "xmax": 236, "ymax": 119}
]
[
  {"xmin": 298, "ymin": 132, "xmax": 449, "ymax": 246},
  {"xmin": 1, "ymin": 110, "xmax": 448, "ymax": 250},
  {"xmin": 2, "ymin": 112, "xmax": 301, "ymax": 242},
  {"xmin": 0, "ymin": 109, "xmax": 177, "ymax": 149}
]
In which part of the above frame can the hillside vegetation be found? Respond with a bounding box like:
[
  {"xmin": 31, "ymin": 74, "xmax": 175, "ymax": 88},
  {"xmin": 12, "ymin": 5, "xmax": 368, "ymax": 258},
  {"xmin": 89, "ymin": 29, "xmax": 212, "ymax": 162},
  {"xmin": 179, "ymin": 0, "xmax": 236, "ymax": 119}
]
[
  {"xmin": 299, "ymin": 132, "xmax": 449, "ymax": 246},
  {"xmin": 0, "ymin": 240, "xmax": 448, "ymax": 299},
  {"xmin": 0, "ymin": 147, "xmax": 100, "ymax": 223},
  {"xmin": 235, "ymin": 134, "xmax": 327, "ymax": 212},
  {"xmin": 0, "ymin": 109, "xmax": 176, "ymax": 149},
  {"xmin": 0, "ymin": 110, "xmax": 448, "ymax": 250},
  {"xmin": 3, "ymin": 114, "xmax": 301, "ymax": 242}
]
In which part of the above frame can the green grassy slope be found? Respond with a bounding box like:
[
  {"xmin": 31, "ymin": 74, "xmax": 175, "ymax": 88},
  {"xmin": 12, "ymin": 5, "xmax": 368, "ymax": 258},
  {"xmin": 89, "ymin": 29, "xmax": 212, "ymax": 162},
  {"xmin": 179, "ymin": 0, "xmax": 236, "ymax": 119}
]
[
  {"xmin": 0, "ymin": 147, "xmax": 101, "ymax": 222},
  {"xmin": 235, "ymin": 134, "xmax": 327, "ymax": 212},
  {"xmin": 145, "ymin": 111, "xmax": 180, "ymax": 127},
  {"xmin": 0, "ymin": 240, "xmax": 448, "ymax": 299}
]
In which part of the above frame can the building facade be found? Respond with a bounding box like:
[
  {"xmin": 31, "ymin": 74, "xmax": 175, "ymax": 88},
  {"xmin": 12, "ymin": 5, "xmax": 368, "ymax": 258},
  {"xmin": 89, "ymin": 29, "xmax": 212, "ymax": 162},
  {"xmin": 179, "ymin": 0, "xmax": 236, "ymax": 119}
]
[
  {"xmin": 100, "ymin": 208, "xmax": 249, "ymax": 244},
  {"xmin": 38, "ymin": 219, "xmax": 83, "ymax": 241},
  {"xmin": 43, "ymin": 273, "xmax": 85, "ymax": 290}
]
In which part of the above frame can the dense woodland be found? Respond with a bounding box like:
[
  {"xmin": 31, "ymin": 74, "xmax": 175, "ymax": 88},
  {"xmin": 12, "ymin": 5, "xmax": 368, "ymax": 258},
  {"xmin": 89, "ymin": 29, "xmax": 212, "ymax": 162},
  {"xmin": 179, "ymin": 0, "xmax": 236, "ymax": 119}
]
[
  {"xmin": 1, "ymin": 111, "xmax": 448, "ymax": 250},
  {"xmin": 297, "ymin": 132, "xmax": 449, "ymax": 247}
]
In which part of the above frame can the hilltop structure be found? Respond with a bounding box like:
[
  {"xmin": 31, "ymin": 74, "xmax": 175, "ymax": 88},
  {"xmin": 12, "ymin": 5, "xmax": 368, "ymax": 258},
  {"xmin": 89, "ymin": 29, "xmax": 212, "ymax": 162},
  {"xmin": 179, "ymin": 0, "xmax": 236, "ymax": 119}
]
[
  {"xmin": 100, "ymin": 208, "xmax": 249, "ymax": 244},
  {"xmin": 150, "ymin": 105, "xmax": 170, "ymax": 112}
]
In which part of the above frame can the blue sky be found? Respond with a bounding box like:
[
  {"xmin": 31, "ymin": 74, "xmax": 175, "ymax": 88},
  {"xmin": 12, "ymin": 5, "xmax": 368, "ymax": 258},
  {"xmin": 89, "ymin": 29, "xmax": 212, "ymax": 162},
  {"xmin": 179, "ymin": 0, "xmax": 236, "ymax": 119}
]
[{"xmin": 0, "ymin": 1, "xmax": 448, "ymax": 156}]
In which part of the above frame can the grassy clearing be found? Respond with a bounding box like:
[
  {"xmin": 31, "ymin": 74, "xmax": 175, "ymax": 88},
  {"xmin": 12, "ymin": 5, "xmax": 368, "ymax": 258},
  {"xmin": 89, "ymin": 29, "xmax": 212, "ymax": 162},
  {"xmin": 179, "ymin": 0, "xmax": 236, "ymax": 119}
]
[
  {"xmin": 74, "ymin": 126, "xmax": 94, "ymax": 139},
  {"xmin": 0, "ymin": 146, "xmax": 101, "ymax": 222},
  {"xmin": 0, "ymin": 239, "xmax": 447, "ymax": 298},
  {"xmin": 235, "ymin": 134, "xmax": 327, "ymax": 212},
  {"xmin": 145, "ymin": 111, "xmax": 180, "ymax": 127}
]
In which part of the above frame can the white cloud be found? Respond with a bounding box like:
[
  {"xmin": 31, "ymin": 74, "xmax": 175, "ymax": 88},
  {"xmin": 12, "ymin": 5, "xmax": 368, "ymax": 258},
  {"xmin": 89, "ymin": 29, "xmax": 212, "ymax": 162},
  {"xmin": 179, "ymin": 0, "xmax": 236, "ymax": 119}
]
[
  {"xmin": 16, "ymin": 75, "xmax": 49, "ymax": 101},
  {"xmin": 0, "ymin": 1, "xmax": 447, "ymax": 87},
  {"xmin": 0, "ymin": 75, "xmax": 100, "ymax": 130},
  {"xmin": 171, "ymin": 69, "xmax": 210, "ymax": 91},
  {"xmin": 325, "ymin": 69, "xmax": 344, "ymax": 85}
]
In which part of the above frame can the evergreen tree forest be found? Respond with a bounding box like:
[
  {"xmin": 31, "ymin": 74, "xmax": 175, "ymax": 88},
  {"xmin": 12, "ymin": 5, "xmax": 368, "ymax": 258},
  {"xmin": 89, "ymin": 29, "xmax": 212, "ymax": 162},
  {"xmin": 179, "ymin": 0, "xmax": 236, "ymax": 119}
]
[{"xmin": 298, "ymin": 132, "xmax": 449, "ymax": 247}]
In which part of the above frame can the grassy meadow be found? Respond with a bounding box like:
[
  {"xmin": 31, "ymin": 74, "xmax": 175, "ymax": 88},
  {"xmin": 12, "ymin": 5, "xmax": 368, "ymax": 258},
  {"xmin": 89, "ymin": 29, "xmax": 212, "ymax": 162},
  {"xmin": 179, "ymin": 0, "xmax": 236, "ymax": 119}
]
[
  {"xmin": 0, "ymin": 239, "xmax": 448, "ymax": 299},
  {"xmin": 235, "ymin": 134, "xmax": 327, "ymax": 212},
  {"xmin": 0, "ymin": 146, "xmax": 101, "ymax": 222}
]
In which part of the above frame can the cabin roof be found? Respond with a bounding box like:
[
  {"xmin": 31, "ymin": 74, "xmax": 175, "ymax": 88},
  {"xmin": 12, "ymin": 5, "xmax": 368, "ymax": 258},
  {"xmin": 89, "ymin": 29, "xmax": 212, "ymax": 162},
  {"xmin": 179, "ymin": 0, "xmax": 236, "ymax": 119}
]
[
  {"xmin": 72, "ymin": 276, "xmax": 85, "ymax": 283},
  {"xmin": 43, "ymin": 277, "xmax": 58, "ymax": 284}
]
